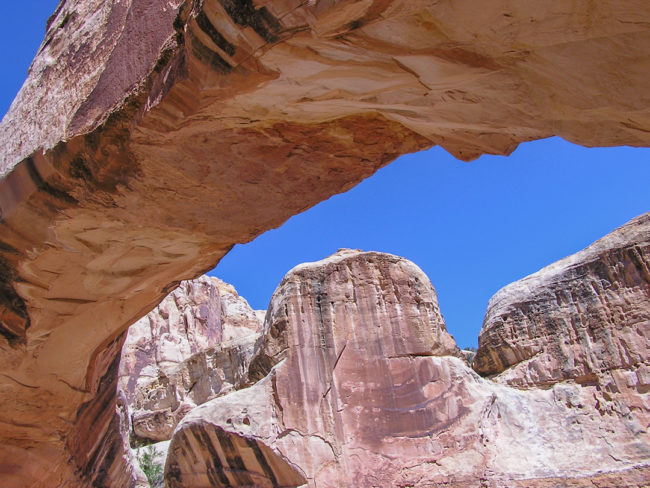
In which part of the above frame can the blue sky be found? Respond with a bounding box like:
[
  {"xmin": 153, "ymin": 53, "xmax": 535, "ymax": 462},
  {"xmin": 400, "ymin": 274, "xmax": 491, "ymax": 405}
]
[{"xmin": 3, "ymin": 1, "xmax": 649, "ymax": 348}]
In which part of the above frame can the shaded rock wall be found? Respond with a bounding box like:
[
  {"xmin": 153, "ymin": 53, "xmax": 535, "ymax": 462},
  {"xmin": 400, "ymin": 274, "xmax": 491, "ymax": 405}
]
[
  {"xmin": 1, "ymin": 0, "xmax": 650, "ymax": 485},
  {"xmin": 165, "ymin": 247, "xmax": 650, "ymax": 487},
  {"xmin": 119, "ymin": 276, "xmax": 261, "ymax": 401},
  {"xmin": 129, "ymin": 338, "xmax": 259, "ymax": 442}
]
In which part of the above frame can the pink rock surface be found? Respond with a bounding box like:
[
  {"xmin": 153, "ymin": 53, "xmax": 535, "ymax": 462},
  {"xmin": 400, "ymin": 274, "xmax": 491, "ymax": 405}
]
[
  {"xmin": 474, "ymin": 212, "xmax": 649, "ymax": 387},
  {"xmin": 1, "ymin": 0, "xmax": 650, "ymax": 485},
  {"xmin": 119, "ymin": 275, "xmax": 262, "ymax": 442},
  {"xmin": 473, "ymin": 213, "xmax": 650, "ymax": 443},
  {"xmin": 165, "ymin": 249, "xmax": 650, "ymax": 487}
]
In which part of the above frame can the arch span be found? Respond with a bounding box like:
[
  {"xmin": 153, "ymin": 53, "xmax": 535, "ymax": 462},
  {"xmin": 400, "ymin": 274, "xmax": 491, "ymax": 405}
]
[{"xmin": 0, "ymin": 0, "xmax": 649, "ymax": 485}]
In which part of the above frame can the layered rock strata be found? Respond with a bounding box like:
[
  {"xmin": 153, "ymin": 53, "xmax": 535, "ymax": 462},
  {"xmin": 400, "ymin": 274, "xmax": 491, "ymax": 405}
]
[
  {"xmin": 474, "ymin": 213, "xmax": 649, "ymax": 422},
  {"xmin": 165, "ymin": 248, "xmax": 650, "ymax": 487},
  {"xmin": 129, "ymin": 338, "xmax": 259, "ymax": 442},
  {"xmin": 1, "ymin": 0, "xmax": 650, "ymax": 485},
  {"xmin": 119, "ymin": 275, "xmax": 262, "ymax": 442}
]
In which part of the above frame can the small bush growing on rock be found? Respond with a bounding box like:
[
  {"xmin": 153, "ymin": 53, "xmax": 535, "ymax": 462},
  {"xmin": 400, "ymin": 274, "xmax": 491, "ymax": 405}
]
[
  {"xmin": 137, "ymin": 444, "xmax": 164, "ymax": 488},
  {"xmin": 462, "ymin": 347, "xmax": 477, "ymax": 365}
]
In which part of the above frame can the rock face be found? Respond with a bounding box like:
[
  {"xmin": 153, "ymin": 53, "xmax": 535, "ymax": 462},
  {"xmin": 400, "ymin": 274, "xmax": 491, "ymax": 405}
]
[
  {"xmin": 474, "ymin": 212, "xmax": 649, "ymax": 392},
  {"xmin": 1, "ymin": 1, "xmax": 650, "ymax": 485},
  {"xmin": 129, "ymin": 338, "xmax": 259, "ymax": 442},
  {"xmin": 119, "ymin": 275, "xmax": 262, "ymax": 442},
  {"xmin": 248, "ymin": 248, "xmax": 461, "ymax": 380},
  {"xmin": 165, "ymin": 248, "xmax": 650, "ymax": 487}
]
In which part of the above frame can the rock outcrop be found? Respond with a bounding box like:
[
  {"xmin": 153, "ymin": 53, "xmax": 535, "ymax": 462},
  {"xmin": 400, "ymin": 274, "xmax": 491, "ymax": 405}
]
[
  {"xmin": 1, "ymin": 1, "xmax": 650, "ymax": 485},
  {"xmin": 247, "ymin": 248, "xmax": 461, "ymax": 380},
  {"xmin": 166, "ymin": 248, "xmax": 650, "ymax": 487},
  {"xmin": 119, "ymin": 275, "xmax": 262, "ymax": 442},
  {"xmin": 474, "ymin": 213, "xmax": 649, "ymax": 393}
]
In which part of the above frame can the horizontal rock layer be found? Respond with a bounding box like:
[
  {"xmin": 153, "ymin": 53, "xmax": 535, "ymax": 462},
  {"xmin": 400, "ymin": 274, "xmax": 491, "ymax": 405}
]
[
  {"xmin": 166, "ymin": 249, "xmax": 649, "ymax": 487},
  {"xmin": 1, "ymin": 0, "xmax": 650, "ymax": 485}
]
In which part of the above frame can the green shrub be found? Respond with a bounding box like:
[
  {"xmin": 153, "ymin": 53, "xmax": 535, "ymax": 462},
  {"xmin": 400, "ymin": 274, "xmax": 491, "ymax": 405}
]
[{"xmin": 137, "ymin": 444, "xmax": 164, "ymax": 488}]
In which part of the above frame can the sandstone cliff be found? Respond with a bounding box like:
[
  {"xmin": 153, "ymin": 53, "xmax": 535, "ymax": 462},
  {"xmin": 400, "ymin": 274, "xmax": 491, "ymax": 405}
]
[
  {"xmin": 165, "ymin": 247, "xmax": 649, "ymax": 487},
  {"xmin": 1, "ymin": 0, "xmax": 650, "ymax": 485},
  {"xmin": 473, "ymin": 213, "xmax": 650, "ymax": 445},
  {"xmin": 474, "ymin": 213, "xmax": 649, "ymax": 390},
  {"xmin": 119, "ymin": 275, "xmax": 262, "ymax": 442}
]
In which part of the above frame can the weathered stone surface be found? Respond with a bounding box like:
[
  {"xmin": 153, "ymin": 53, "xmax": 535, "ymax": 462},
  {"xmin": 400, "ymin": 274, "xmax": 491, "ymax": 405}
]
[
  {"xmin": 1, "ymin": 0, "xmax": 650, "ymax": 485},
  {"xmin": 248, "ymin": 249, "xmax": 461, "ymax": 380},
  {"xmin": 129, "ymin": 337, "xmax": 259, "ymax": 442},
  {"xmin": 118, "ymin": 275, "xmax": 261, "ymax": 400},
  {"xmin": 68, "ymin": 332, "xmax": 147, "ymax": 488},
  {"xmin": 474, "ymin": 212, "xmax": 649, "ymax": 392},
  {"xmin": 119, "ymin": 275, "xmax": 262, "ymax": 442},
  {"xmin": 167, "ymin": 249, "xmax": 649, "ymax": 487},
  {"xmin": 470, "ymin": 213, "xmax": 650, "ymax": 486},
  {"xmin": 460, "ymin": 348, "xmax": 476, "ymax": 365}
]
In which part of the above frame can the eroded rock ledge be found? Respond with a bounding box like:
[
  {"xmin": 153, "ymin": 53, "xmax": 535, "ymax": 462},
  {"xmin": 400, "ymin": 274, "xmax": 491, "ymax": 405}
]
[
  {"xmin": 474, "ymin": 212, "xmax": 649, "ymax": 394},
  {"xmin": 1, "ymin": 0, "xmax": 649, "ymax": 486},
  {"xmin": 119, "ymin": 275, "xmax": 263, "ymax": 442},
  {"xmin": 467, "ymin": 212, "xmax": 650, "ymax": 486},
  {"xmin": 165, "ymin": 245, "xmax": 649, "ymax": 487}
]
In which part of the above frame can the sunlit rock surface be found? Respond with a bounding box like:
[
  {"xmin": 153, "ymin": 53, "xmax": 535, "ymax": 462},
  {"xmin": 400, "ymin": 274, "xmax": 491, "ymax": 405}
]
[
  {"xmin": 119, "ymin": 275, "xmax": 262, "ymax": 442},
  {"xmin": 1, "ymin": 0, "xmax": 650, "ymax": 485},
  {"xmin": 474, "ymin": 213, "xmax": 649, "ymax": 424},
  {"xmin": 247, "ymin": 249, "xmax": 462, "ymax": 381},
  {"xmin": 166, "ymin": 249, "xmax": 649, "ymax": 487},
  {"xmin": 470, "ymin": 212, "xmax": 650, "ymax": 486}
]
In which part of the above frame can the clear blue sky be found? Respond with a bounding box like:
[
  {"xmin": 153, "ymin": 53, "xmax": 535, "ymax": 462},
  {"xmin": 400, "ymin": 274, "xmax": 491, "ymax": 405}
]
[{"xmin": 3, "ymin": 2, "xmax": 649, "ymax": 348}]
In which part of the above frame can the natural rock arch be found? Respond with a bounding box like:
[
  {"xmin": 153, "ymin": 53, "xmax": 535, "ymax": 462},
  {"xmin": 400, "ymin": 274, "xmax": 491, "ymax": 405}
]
[{"xmin": 0, "ymin": 1, "xmax": 649, "ymax": 486}]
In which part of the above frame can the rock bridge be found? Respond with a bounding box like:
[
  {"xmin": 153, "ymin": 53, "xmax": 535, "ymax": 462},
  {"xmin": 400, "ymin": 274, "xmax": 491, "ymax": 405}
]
[{"xmin": 0, "ymin": 0, "xmax": 649, "ymax": 486}]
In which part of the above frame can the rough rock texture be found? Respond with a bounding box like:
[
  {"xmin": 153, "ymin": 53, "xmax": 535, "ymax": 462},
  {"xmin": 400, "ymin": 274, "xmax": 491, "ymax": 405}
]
[
  {"xmin": 166, "ymin": 249, "xmax": 649, "ymax": 487},
  {"xmin": 129, "ymin": 338, "xmax": 259, "ymax": 442},
  {"xmin": 474, "ymin": 213, "xmax": 649, "ymax": 392},
  {"xmin": 248, "ymin": 248, "xmax": 461, "ymax": 380},
  {"xmin": 119, "ymin": 275, "xmax": 262, "ymax": 442},
  {"xmin": 119, "ymin": 275, "xmax": 261, "ymax": 401},
  {"xmin": 1, "ymin": 1, "xmax": 650, "ymax": 485}
]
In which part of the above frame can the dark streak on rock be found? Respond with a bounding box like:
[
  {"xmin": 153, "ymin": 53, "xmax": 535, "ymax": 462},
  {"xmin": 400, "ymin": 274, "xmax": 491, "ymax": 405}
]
[
  {"xmin": 195, "ymin": 425, "xmax": 232, "ymax": 486},
  {"xmin": 191, "ymin": 34, "xmax": 233, "ymax": 74},
  {"xmin": 245, "ymin": 437, "xmax": 280, "ymax": 487},
  {"xmin": 214, "ymin": 427, "xmax": 251, "ymax": 486},
  {"xmin": 68, "ymin": 332, "xmax": 136, "ymax": 488},
  {"xmin": 25, "ymin": 157, "xmax": 78, "ymax": 205},
  {"xmin": 347, "ymin": 19, "xmax": 363, "ymax": 31},
  {"xmin": 0, "ymin": 240, "xmax": 20, "ymax": 255},
  {"xmin": 69, "ymin": 157, "xmax": 94, "ymax": 182},
  {"xmin": 218, "ymin": 0, "xmax": 281, "ymax": 44},
  {"xmin": 0, "ymin": 255, "xmax": 28, "ymax": 345},
  {"xmin": 89, "ymin": 416, "xmax": 120, "ymax": 488},
  {"xmin": 196, "ymin": 10, "xmax": 236, "ymax": 56}
]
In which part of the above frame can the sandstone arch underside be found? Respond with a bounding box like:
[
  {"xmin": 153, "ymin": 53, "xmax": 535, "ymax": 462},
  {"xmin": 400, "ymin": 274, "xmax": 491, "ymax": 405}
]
[{"xmin": 0, "ymin": 0, "xmax": 649, "ymax": 486}]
